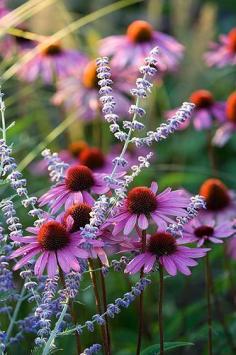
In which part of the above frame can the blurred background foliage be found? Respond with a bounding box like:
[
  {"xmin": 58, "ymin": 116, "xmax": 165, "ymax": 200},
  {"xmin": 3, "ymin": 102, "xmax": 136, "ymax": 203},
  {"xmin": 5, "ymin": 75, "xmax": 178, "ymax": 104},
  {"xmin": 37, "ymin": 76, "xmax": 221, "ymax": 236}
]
[{"xmin": 1, "ymin": 0, "xmax": 236, "ymax": 354}]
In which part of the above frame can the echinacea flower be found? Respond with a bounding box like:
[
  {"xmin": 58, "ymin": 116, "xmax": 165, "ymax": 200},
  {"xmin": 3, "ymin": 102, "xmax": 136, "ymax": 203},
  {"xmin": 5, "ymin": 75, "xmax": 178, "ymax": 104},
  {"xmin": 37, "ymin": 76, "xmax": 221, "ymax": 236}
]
[
  {"xmin": 62, "ymin": 202, "xmax": 92, "ymax": 233},
  {"xmin": 125, "ymin": 232, "xmax": 209, "ymax": 276},
  {"xmin": 10, "ymin": 220, "xmax": 88, "ymax": 277},
  {"xmin": 18, "ymin": 39, "xmax": 86, "ymax": 83},
  {"xmin": 79, "ymin": 147, "xmax": 114, "ymax": 173},
  {"xmin": 204, "ymin": 28, "xmax": 236, "ymax": 68},
  {"xmin": 112, "ymin": 182, "xmax": 189, "ymax": 235},
  {"xmin": 39, "ymin": 165, "xmax": 109, "ymax": 213},
  {"xmin": 213, "ymin": 91, "xmax": 236, "ymax": 146},
  {"xmin": 99, "ymin": 20, "xmax": 184, "ymax": 72},
  {"xmin": 62, "ymin": 203, "xmax": 108, "ymax": 265},
  {"xmin": 52, "ymin": 58, "xmax": 132, "ymax": 121},
  {"xmin": 167, "ymin": 90, "xmax": 226, "ymax": 130},
  {"xmin": 199, "ymin": 178, "xmax": 236, "ymax": 221},
  {"xmin": 182, "ymin": 216, "xmax": 234, "ymax": 247}
]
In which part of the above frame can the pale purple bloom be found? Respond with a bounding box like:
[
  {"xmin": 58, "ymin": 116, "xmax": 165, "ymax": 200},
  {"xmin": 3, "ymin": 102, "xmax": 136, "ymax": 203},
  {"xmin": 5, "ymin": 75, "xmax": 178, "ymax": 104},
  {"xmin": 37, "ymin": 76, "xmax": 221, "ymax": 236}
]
[
  {"xmin": 182, "ymin": 216, "xmax": 234, "ymax": 247},
  {"xmin": 9, "ymin": 220, "xmax": 88, "ymax": 277},
  {"xmin": 99, "ymin": 20, "xmax": 184, "ymax": 72},
  {"xmin": 17, "ymin": 40, "xmax": 86, "ymax": 83},
  {"xmin": 112, "ymin": 182, "xmax": 189, "ymax": 235},
  {"xmin": 166, "ymin": 90, "xmax": 226, "ymax": 131},
  {"xmin": 125, "ymin": 232, "xmax": 209, "ymax": 276},
  {"xmin": 39, "ymin": 165, "xmax": 109, "ymax": 213},
  {"xmin": 52, "ymin": 58, "xmax": 132, "ymax": 121},
  {"xmin": 212, "ymin": 122, "xmax": 236, "ymax": 147},
  {"xmin": 204, "ymin": 28, "xmax": 236, "ymax": 68}
]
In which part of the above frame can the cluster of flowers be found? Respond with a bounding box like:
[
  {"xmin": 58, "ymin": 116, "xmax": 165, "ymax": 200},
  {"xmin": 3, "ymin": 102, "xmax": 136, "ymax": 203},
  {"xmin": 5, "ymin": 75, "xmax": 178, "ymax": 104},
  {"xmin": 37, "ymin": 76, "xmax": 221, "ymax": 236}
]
[{"xmin": 0, "ymin": 12, "xmax": 236, "ymax": 351}]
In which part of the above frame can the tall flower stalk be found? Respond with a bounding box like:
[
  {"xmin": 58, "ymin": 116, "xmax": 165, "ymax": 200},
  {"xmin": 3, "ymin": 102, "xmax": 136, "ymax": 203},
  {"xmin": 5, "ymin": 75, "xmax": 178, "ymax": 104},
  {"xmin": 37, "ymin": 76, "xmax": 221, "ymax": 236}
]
[{"xmin": 205, "ymin": 254, "xmax": 213, "ymax": 355}]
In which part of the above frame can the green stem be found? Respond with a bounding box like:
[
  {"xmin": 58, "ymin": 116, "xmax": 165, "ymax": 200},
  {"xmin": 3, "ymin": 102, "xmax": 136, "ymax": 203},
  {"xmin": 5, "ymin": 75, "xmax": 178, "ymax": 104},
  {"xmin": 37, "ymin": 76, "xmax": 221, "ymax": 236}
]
[
  {"xmin": 5, "ymin": 286, "xmax": 26, "ymax": 344},
  {"xmin": 42, "ymin": 301, "xmax": 68, "ymax": 355}
]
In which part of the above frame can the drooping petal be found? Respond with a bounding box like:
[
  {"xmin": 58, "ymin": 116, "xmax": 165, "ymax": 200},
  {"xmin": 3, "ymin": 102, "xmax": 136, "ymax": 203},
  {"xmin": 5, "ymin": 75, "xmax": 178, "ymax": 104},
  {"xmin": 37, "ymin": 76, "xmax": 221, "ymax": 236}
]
[
  {"xmin": 138, "ymin": 214, "xmax": 149, "ymax": 230},
  {"xmin": 159, "ymin": 256, "xmax": 177, "ymax": 276},
  {"xmin": 47, "ymin": 252, "xmax": 58, "ymax": 278}
]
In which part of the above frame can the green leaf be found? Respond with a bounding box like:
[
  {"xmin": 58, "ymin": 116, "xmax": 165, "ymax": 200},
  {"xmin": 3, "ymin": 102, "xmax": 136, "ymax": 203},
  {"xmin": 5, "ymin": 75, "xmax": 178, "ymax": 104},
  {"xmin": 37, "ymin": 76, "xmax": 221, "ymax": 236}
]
[{"xmin": 141, "ymin": 341, "xmax": 194, "ymax": 355}]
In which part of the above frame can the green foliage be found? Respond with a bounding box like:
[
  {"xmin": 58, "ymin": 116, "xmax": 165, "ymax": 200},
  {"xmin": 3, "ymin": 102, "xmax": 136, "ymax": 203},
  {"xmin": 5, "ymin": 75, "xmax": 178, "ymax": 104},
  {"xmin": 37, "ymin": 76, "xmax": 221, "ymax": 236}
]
[{"xmin": 141, "ymin": 341, "xmax": 194, "ymax": 355}]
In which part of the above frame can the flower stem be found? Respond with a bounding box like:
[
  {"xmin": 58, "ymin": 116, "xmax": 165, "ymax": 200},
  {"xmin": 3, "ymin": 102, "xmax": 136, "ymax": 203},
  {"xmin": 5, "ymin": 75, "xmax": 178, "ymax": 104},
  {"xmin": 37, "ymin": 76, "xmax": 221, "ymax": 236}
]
[
  {"xmin": 42, "ymin": 301, "xmax": 68, "ymax": 355},
  {"xmin": 158, "ymin": 265, "xmax": 164, "ymax": 355},
  {"xmin": 136, "ymin": 230, "xmax": 146, "ymax": 355},
  {"xmin": 206, "ymin": 131, "xmax": 217, "ymax": 177},
  {"xmin": 99, "ymin": 260, "xmax": 112, "ymax": 355},
  {"xmin": 5, "ymin": 285, "xmax": 26, "ymax": 344},
  {"xmin": 205, "ymin": 253, "xmax": 213, "ymax": 355},
  {"xmin": 58, "ymin": 267, "xmax": 82, "ymax": 354},
  {"xmin": 88, "ymin": 259, "xmax": 109, "ymax": 354}
]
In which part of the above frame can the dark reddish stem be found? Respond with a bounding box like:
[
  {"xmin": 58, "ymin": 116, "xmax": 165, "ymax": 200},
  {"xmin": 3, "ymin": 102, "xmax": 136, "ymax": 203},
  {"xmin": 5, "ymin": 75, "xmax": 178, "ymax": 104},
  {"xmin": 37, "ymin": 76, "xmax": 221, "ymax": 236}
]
[
  {"xmin": 136, "ymin": 229, "xmax": 146, "ymax": 355},
  {"xmin": 88, "ymin": 259, "xmax": 109, "ymax": 354},
  {"xmin": 205, "ymin": 254, "xmax": 213, "ymax": 355},
  {"xmin": 158, "ymin": 265, "xmax": 164, "ymax": 355}
]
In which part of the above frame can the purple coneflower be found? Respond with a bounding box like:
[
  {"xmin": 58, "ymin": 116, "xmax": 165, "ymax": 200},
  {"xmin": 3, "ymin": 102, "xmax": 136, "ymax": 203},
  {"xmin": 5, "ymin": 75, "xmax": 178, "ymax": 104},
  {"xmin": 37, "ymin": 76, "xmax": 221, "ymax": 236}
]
[
  {"xmin": 99, "ymin": 20, "xmax": 184, "ymax": 72},
  {"xmin": 61, "ymin": 203, "xmax": 108, "ymax": 265},
  {"xmin": 213, "ymin": 91, "xmax": 236, "ymax": 146},
  {"xmin": 125, "ymin": 232, "xmax": 209, "ymax": 276},
  {"xmin": 112, "ymin": 182, "xmax": 189, "ymax": 235},
  {"xmin": 182, "ymin": 216, "xmax": 234, "ymax": 247},
  {"xmin": 39, "ymin": 165, "xmax": 109, "ymax": 213},
  {"xmin": 52, "ymin": 59, "xmax": 132, "ymax": 121},
  {"xmin": 204, "ymin": 28, "xmax": 236, "ymax": 68},
  {"xmin": 167, "ymin": 89, "xmax": 226, "ymax": 130},
  {"xmin": 10, "ymin": 220, "xmax": 88, "ymax": 277},
  {"xmin": 79, "ymin": 147, "xmax": 113, "ymax": 174},
  {"xmin": 18, "ymin": 39, "xmax": 86, "ymax": 83},
  {"xmin": 199, "ymin": 178, "xmax": 236, "ymax": 221}
]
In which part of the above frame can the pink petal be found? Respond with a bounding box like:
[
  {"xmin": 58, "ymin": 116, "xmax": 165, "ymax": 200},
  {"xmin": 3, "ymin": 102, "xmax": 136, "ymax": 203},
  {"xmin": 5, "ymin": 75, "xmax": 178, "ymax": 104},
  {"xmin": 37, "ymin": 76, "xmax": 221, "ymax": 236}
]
[
  {"xmin": 34, "ymin": 252, "xmax": 49, "ymax": 276},
  {"xmin": 150, "ymin": 181, "xmax": 158, "ymax": 194},
  {"xmin": 124, "ymin": 214, "xmax": 137, "ymax": 235},
  {"xmin": 138, "ymin": 214, "xmax": 149, "ymax": 230},
  {"xmin": 47, "ymin": 252, "xmax": 57, "ymax": 277},
  {"xmin": 160, "ymin": 256, "xmax": 177, "ymax": 276}
]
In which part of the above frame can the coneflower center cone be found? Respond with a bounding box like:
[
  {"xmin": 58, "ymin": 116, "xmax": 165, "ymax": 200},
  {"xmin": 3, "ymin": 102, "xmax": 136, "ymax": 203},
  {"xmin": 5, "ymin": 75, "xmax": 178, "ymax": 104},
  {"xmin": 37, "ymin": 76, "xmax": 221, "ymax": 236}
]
[
  {"xmin": 190, "ymin": 90, "xmax": 214, "ymax": 108},
  {"xmin": 228, "ymin": 28, "xmax": 236, "ymax": 52},
  {"xmin": 82, "ymin": 61, "xmax": 99, "ymax": 89},
  {"xmin": 65, "ymin": 165, "xmax": 95, "ymax": 192},
  {"xmin": 79, "ymin": 148, "xmax": 105, "ymax": 169},
  {"xmin": 63, "ymin": 203, "xmax": 92, "ymax": 233},
  {"xmin": 37, "ymin": 221, "xmax": 70, "ymax": 251},
  {"xmin": 226, "ymin": 91, "xmax": 236, "ymax": 123},
  {"xmin": 194, "ymin": 226, "xmax": 214, "ymax": 238},
  {"xmin": 147, "ymin": 232, "xmax": 177, "ymax": 256},
  {"xmin": 68, "ymin": 141, "xmax": 88, "ymax": 158},
  {"xmin": 127, "ymin": 20, "xmax": 153, "ymax": 43},
  {"xmin": 199, "ymin": 178, "xmax": 230, "ymax": 211},
  {"xmin": 127, "ymin": 187, "xmax": 157, "ymax": 215},
  {"xmin": 42, "ymin": 43, "xmax": 62, "ymax": 56}
]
